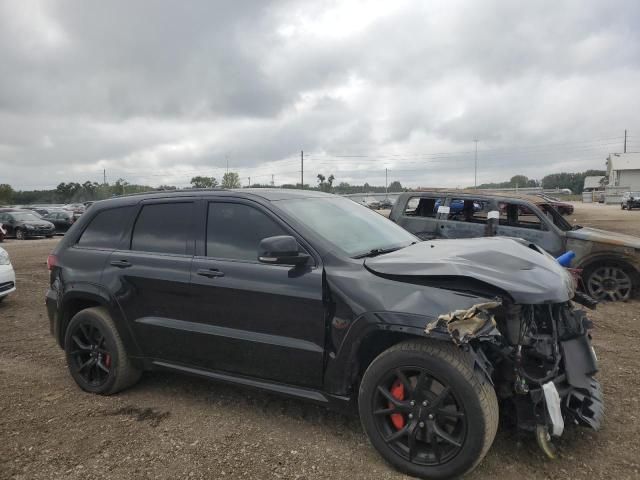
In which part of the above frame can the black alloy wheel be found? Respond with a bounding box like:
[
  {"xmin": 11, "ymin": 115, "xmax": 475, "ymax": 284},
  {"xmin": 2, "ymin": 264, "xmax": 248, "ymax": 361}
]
[
  {"xmin": 68, "ymin": 321, "xmax": 112, "ymax": 388},
  {"xmin": 359, "ymin": 340, "xmax": 498, "ymax": 479},
  {"xmin": 64, "ymin": 307, "xmax": 141, "ymax": 395},
  {"xmin": 372, "ymin": 367, "xmax": 467, "ymax": 465},
  {"xmin": 15, "ymin": 229, "xmax": 25, "ymax": 240}
]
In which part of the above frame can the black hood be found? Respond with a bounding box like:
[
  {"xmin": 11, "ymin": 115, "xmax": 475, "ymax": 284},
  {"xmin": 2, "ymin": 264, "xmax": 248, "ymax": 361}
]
[{"xmin": 364, "ymin": 237, "xmax": 575, "ymax": 304}]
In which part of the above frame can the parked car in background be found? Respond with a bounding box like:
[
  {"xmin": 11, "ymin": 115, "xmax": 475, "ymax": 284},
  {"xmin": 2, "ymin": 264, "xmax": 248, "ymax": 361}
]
[
  {"xmin": 0, "ymin": 246, "xmax": 16, "ymax": 302},
  {"xmin": 378, "ymin": 197, "xmax": 393, "ymax": 209},
  {"xmin": 390, "ymin": 190, "xmax": 640, "ymax": 301},
  {"xmin": 537, "ymin": 193, "xmax": 574, "ymax": 215},
  {"xmin": 42, "ymin": 210, "xmax": 76, "ymax": 234},
  {"xmin": 46, "ymin": 189, "xmax": 602, "ymax": 479},
  {"xmin": 621, "ymin": 191, "xmax": 640, "ymax": 210},
  {"xmin": 363, "ymin": 196, "xmax": 381, "ymax": 209},
  {"xmin": 63, "ymin": 203, "xmax": 86, "ymax": 215},
  {"xmin": 0, "ymin": 210, "xmax": 55, "ymax": 239}
]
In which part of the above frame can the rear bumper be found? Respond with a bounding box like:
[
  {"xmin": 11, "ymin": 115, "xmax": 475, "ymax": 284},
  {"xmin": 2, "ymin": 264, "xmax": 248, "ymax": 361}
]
[{"xmin": 45, "ymin": 287, "xmax": 61, "ymax": 344}]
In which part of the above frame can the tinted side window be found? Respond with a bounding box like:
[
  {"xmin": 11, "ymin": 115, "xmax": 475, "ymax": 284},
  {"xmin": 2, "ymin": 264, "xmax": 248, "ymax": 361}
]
[
  {"xmin": 131, "ymin": 203, "xmax": 193, "ymax": 254},
  {"xmin": 207, "ymin": 203, "xmax": 288, "ymax": 261},
  {"xmin": 77, "ymin": 206, "xmax": 135, "ymax": 249}
]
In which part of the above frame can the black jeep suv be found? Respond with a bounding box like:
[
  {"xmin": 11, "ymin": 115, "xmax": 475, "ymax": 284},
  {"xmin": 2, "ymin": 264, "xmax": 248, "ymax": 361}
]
[{"xmin": 46, "ymin": 189, "xmax": 603, "ymax": 479}]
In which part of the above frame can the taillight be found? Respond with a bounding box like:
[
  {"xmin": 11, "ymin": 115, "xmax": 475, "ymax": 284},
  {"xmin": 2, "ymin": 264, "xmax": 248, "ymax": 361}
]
[{"xmin": 47, "ymin": 254, "xmax": 58, "ymax": 271}]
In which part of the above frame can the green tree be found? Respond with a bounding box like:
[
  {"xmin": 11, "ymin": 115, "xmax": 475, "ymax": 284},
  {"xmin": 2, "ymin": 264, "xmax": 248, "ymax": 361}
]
[
  {"xmin": 316, "ymin": 173, "xmax": 335, "ymax": 192},
  {"xmin": 190, "ymin": 176, "xmax": 218, "ymax": 188},
  {"xmin": 0, "ymin": 184, "xmax": 13, "ymax": 204},
  {"xmin": 388, "ymin": 181, "xmax": 403, "ymax": 192},
  {"xmin": 221, "ymin": 172, "xmax": 241, "ymax": 189}
]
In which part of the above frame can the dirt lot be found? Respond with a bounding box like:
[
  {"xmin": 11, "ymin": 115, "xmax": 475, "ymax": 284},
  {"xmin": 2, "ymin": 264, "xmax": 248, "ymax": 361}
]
[{"xmin": 1, "ymin": 202, "xmax": 639, "ymax": 479}]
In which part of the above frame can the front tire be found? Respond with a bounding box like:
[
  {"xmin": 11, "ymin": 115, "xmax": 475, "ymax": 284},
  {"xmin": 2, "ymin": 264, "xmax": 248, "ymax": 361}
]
[
  {"xmin": 64, "ymin": 307, "xmax": 141, "ymax": 395},
  {"xmin": 15, "ymin": 228, "xmax": 25, "ymax": 240},
  {"xmin": 358, "ymin": 340, "xmax": 498, "ymax": 479}
]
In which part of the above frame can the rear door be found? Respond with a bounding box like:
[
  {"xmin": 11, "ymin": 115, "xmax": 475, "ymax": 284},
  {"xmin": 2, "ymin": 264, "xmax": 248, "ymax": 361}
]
[
  {"xmin": 188, "ymin": 198, "xmax": 325, "ymax": 387},
  {"xmin": 437, "ymin": 197, "xmax": 494, "ymax": 239},
  {"xmin": 102, "ymin": 200, "xmax": 196, "ymax": 362}
]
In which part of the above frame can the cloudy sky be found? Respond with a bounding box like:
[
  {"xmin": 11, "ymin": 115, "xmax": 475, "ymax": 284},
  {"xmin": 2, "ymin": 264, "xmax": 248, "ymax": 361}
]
[{"xmin": 1, "ymin": 0, "xmax": 640, "ymax": 190}]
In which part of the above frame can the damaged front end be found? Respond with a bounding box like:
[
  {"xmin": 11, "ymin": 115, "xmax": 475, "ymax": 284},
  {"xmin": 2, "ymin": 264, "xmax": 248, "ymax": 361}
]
[{"xmin": 428, "ymin": 299, "xmax": 604, "ymax": 457}]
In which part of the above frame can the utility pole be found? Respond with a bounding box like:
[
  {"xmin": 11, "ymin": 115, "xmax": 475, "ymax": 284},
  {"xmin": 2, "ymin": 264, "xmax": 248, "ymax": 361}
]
[
  {"xmin": 385, "ymin": 168, "xmax": 388, "ymax": 197},
  {"xmin": 226, "ymin": 155, "xmax": 229, "ymax": 175},
  {"xmin": 248, "ymin": 177, "xmax": 251, "ymax": 187},
  {"xmin": 300, "ymin": 150, "xmax": 304, "ymax": 189},
  {"xmin": 271, "ymin": 174, "xmax": 274, "ymax": 186},
  {"xmin": 624, "ymin": 129, "xmax": 627, "ymax": 153},
  {"xmin": 474, "ymin": 138, "xmax": 479, "ymax": 188},
  {"xmin": 103, "ymin": 169, "xmax": 106, "ymax": 185}
]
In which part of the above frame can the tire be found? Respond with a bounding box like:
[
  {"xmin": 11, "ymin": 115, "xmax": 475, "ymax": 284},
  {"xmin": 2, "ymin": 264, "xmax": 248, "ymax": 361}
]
[
  {"xmin": 15, "ymin": 228, "xmax": 25, "ymax": 240},
  {"xmin": 64, "ymin": 307, "xmax": 141, "ymax": 395},
  {"xmin": 358, "ymin": 339, "xmax": 498, "ymax": 479},
  {"xmin": 621, "ymin": 203, "xmax": 625, "ymax": 210},
  {"xmin": 584, "ymin": 262, "xmax": 634, "ymax": 302}
]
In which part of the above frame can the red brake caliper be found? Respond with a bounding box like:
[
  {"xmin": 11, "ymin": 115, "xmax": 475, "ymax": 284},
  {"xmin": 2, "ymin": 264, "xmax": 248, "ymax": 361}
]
[
  {"xmin": 389, "ymin": 379, "xmax": 405, "ymax": 430},
  {"xmin": 104, "ymin": 353, "xmax": 111, "ymax": 368}
]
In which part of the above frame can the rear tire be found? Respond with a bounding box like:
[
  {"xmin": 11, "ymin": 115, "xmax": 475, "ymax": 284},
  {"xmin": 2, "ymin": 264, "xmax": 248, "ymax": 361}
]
[
  {"xmin": 64, "ymin": 307, "xmax": 141, "ymax": 395},
  {"xmin": 358, "ymin": 339, "xmax": 498, "ymax": 479},
  {"xmin": 15, "ymin": 229, "xmax": 25, "ymax": 240}
]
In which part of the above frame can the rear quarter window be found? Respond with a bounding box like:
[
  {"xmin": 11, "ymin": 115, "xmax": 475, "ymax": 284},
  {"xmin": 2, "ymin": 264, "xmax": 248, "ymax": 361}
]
[{"xmin": 77, "ymin": 206, "xmax": 135, "ymax": 249}]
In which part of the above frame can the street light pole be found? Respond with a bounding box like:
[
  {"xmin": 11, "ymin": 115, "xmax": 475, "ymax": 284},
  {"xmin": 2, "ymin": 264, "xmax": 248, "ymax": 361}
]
[{"xmin": 474, "ymin": 139, "xmax": 479, "ymax": 188}]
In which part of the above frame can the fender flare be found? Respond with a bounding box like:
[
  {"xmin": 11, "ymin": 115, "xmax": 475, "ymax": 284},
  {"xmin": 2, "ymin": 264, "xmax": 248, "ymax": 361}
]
[
  {"xmin": 323, "ymin": 311, "xmax": 494, "ymax": 395},
  {"xmin": 58, "ymin": 284, "xmax": 141, "ymax": 357}
]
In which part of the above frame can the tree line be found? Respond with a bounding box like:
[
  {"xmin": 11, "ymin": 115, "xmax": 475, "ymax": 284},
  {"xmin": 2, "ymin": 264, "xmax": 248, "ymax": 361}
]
[
  {"xmin": 475, "ymin": 169, "xmax": 606, "ymax": 194},
  {"xmin": 0, "ymin": 168, "xmax": 605, "ymax": 205}
]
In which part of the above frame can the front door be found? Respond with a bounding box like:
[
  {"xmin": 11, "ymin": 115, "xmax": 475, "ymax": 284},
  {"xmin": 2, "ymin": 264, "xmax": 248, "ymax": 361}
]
[
  {"xmin": 495, "ymin": 202, "xmax": 564, "ymax": 256},
  {"xmin": 188, "ymin": 199, "xmax": 325, "ymax": 387}
]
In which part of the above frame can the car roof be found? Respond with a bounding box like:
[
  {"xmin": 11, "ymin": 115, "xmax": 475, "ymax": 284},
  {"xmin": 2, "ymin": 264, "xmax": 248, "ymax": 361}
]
[
  {"xmin": 88, "ymin": 188, "xmax": 336, "ymax": 209},
  {"xmin": 408, "ymin": 189, "xmax": 546, "ymax": 205}
]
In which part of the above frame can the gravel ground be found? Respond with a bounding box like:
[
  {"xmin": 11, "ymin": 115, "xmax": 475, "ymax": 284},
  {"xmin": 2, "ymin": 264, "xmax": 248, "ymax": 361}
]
[{"xmin": 0, "ymin": 202, "xmax": 639, "ymax": 479}]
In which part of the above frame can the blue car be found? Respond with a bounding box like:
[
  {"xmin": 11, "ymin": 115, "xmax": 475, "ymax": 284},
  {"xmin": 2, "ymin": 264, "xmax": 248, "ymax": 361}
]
[{"xmin": 435, "ymin": 199, "xmax": 481, "ymax": 214}]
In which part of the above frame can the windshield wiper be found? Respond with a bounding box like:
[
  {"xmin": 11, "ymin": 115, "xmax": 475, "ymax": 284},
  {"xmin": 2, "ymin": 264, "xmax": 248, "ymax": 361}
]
[{"xmin": 353, "ymin": 243, "xmax": 415, "ymax": 259}]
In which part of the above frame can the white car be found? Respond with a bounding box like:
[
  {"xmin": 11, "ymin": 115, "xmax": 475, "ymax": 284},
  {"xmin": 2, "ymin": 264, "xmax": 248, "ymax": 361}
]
[{"xmin": 0, "ymin": 246, "xmax": 16, "ymax": 302}]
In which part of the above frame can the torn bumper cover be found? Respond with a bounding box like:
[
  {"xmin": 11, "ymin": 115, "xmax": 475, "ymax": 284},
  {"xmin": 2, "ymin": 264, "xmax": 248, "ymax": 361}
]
[{"xmin": 426, "ymin": 300, "xmax": 500, "ymax": 344}]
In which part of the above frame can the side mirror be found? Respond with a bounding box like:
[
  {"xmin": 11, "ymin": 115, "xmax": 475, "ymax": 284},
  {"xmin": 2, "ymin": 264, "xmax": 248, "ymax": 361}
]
[{"xmin": 258, "ymin": 235, "xmax": 309, "ymax": 266}]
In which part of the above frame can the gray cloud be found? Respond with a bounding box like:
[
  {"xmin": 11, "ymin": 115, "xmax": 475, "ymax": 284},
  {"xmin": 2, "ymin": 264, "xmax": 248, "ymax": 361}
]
[{"xmin": 1, "ymin": 0, "xmax": 639, "ymax": 190}]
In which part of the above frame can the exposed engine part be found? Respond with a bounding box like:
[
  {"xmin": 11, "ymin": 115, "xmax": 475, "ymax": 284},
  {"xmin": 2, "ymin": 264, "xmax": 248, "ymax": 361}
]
[{"xmin": 470, "ymin": 301, "xmax": 603, "ymax": 456}]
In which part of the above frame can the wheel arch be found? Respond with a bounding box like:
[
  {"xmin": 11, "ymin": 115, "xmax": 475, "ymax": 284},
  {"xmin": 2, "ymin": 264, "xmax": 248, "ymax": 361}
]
[
  {"xmin": 57, "ymin": 288, "xmax": 141, "ymax": 359},
  {"xmin": 577, "ymin": 252, "xmax": 640, "ymax": 279},
  {"xmin": 323, "ymin": 311, "xmax": 453, "ymax": 396}
]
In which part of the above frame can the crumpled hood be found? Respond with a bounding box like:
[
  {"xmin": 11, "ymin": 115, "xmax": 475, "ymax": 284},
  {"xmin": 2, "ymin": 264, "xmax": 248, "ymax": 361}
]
[
  {"xmin": 364, "ymin": 237, "xmax": 575, "ymax": 304},
  {"xmin": 566, "ymin": 227, "xmax": 640, "ymax": 249}
]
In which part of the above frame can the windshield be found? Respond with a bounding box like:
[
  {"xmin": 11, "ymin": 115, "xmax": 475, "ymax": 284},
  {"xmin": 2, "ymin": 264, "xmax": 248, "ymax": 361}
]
[
  {"xmin": 11, "ymin": 212, "xmax": 41, "ymax": 222},
  {"xmin": 276, "ymin": 197, "xmax": 417, "ymax": 257}
]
